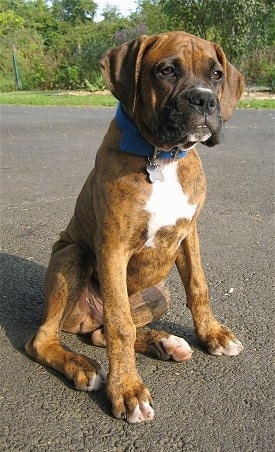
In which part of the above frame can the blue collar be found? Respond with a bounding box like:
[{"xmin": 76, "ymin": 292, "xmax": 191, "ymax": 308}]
[{"xmin": 115, "ymin": 102, "xmax": 188, "ymax": 159}]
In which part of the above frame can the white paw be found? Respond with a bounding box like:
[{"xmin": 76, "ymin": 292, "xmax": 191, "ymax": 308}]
[
  {"xmin": 160, "ymin": 335, "xmax": 193, "ymax": 362},
  {"xmin": 210, "ymin": 340, "xmax": 244, "ymax": 357},
  {"xmin": 86, "ymin": 366, "xmax": 107, "ymax": 391},
  {"xmin": 127, "ymin": 401, "xmax": 154, "ymax": 423}
]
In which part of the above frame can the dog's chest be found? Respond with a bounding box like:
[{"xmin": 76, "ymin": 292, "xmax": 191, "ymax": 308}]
[{"xmin": 144, "ymin": 160, "xmax": 197, "ymax": 248}]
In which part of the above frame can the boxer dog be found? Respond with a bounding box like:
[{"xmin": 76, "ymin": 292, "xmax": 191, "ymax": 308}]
[{"xmin": 25, "ymin": 31, "xmax": 244, "ymax": 423}]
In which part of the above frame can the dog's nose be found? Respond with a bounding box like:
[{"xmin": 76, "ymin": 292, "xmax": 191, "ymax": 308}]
[{"xmin": 188, "ymin": 88, "xmax": 217, "ymax": 115}]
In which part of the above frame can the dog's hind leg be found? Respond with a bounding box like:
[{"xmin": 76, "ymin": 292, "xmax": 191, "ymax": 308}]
[
  {"xmin": 25, "ymin": 242, "xmax": 107, "ymax": 391},
  {"xmin": 91, "ymin": 280, "xmax": 193, "ymax": 362}
]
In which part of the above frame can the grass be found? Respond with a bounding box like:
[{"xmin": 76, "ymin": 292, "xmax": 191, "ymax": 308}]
[
  {"xmin": 0, "ymin": 90, "xmax": 117, "ymax": 107},
  {"xmin": 0, "ymin": 90, "xmax": 274, "ymax": 109},
  {"xmin": 238, "ymin": 98, "xmax": 275, "ymax": 109}
]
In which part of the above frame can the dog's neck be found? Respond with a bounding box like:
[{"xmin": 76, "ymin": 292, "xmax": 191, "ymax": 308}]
[{"xmin": 115, "ymin": 103, "xmax": 189, "ymax": 160}]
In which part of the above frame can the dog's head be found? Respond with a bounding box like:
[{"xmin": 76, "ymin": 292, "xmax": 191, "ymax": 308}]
[{"xmin": 100, "ymin": 31, "xmax": 244, "ymax": 150}]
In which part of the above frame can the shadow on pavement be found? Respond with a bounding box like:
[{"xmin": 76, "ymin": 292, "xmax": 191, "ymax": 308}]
[
  {"xmin": 0, "ymin": 252, "xmax": 112, "ymax": 414},
  {"xmin": 0, "ymin": 252, "xmax": 45, "ymax": 349},
  {"xmin": 0, "ymin": 251, "xmax": 202, "ymax": 418}
]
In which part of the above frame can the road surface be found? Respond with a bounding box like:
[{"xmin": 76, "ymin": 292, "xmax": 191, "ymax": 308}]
[{"xmin": 0, "ymin": 106, "xmax": 274, "ymax": 451}]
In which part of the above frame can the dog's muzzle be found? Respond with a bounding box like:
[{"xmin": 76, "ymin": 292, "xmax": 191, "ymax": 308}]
[{"xmin": 154, "ymin": 87, "xmax": 223, "ymax": 148}]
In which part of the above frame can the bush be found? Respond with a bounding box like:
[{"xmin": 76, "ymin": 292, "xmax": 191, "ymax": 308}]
[
  {"xmin": 54, "ymin": 64, "xmax": 81, "ymax": 89},
  {"xmin": 240, "ymin": 47, "xmax": 275, "ymax": 90},
  {"xmin": 84, "ymin": 73, "xmax": 107, "ymax": 91},
  {"xmin": 0, "ymin": 73, "xmax": 16, "ymax": 91}
]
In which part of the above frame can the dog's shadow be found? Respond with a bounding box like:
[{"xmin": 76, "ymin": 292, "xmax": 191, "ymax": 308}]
[
  {"xmin": 0, "ymin": 252, "xmax": 201, "ymax": 416},
  {"xmin": 0, "ymin": 252, "xmax": 111, "ymax": 414},
  {"xmin": 0, "ymin": 252, "xmax": 45, "ymax": 349}
]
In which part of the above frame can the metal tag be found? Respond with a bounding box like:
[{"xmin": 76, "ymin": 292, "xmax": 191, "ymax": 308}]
[{"xmin": 146, "ymin": 163, "xmax": 164, "ymax": 183}]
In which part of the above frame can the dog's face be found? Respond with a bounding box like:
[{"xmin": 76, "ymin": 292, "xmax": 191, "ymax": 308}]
[{"xmin": 101, "ymin": 31, "xmax": 244, "ymax": 150}]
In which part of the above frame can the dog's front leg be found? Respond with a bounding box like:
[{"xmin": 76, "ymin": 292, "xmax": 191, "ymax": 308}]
[
  {"xmin": 176, "ymin": 222, "xmax": 243, "ymax": 356},
  {"xmin": 97, "ymin": 248, "xmax": 154, "ymax": 423}
]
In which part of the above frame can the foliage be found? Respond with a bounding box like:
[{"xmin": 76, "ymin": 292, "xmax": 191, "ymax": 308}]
[
  {"xmin": 0, "ymin": 0, "xmax": 274, "ymax": 91},
  {"xmin": 51, "ymin": 0, "xmax": 97, "ymax": 23},
  {"xmin": 114, "ymin": 23, "xmax": 149, "ymax": 45},
  {"xmin": 101, "ymin": 5, "xmax": 122, "ymax": 22},
  {"xmin": 160, "ymin": 0, "xmax": 273, "ymax": 58},
  {"xmin": 84, "ymin": 74, "xmax": 107, "ymax": 91},
  {"xmin": 0, "ymin": 9, "xmax": 24, "ymax": 35},
  {"xmin": 138, "ymin": 0, "xmax": 275, "ymax": 88},
  {"xmin": 131, "ymin": 0, "xmax": 170, "ymax": 35},
  {"xmin": 241, "ymin": 47, "xmax": 275, "ymax": 90}
]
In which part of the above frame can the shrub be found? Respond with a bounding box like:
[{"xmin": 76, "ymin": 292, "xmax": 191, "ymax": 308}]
[{"xmin": 240, "ymin": 46, "xmax": 275, "ymax": 90}]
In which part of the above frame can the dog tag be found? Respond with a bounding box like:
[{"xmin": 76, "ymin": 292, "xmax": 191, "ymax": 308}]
[{"xmin": 146, "ymin": 163, "xmax": 164, "ymax": 183}]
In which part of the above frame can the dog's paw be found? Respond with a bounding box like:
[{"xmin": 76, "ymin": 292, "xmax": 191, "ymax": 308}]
[
  {"xmin": 209, "ymin": 339, "xmax": 244, "ymax": 357},
  {"xmin": 203, "ymin": 325, "xmax": 244, "ymax": 357},
  {"xmin": 156, "ymin": 335, "xmax": 193, "ymax": 362},
  {"xmin": 85, "ymin": 366, "xmax": 107, "ymax": 391},
  {"xmin": 108, "ymin": 375, "xmax": 154, "ymax": 423},
  {"xmin": 127, "ymin": 401, "xmax": 154, "ymax": 423},
  {"xmin": 73, "ymin": 356, "xmax": 107, "ymax": 391}
]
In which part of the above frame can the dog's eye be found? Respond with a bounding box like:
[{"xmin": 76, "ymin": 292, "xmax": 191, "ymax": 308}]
[
  {"xmin": 160, "ymin": 66, "xmax": 175, "ymax": 77},
  {"xmin": 212, "ymin": 70, "xmax": 223, "ymax": 81}
]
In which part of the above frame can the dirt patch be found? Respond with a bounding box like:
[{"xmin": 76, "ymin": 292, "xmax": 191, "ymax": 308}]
[
  {"xmin": 243, "ymin": 87, "xmax": 275, "ymax": 100},
  {"xmin": 55, "ymin": 90, "xmax": 110, "ymax": 96}
]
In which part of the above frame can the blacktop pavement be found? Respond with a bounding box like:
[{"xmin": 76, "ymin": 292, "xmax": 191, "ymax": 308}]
[{"xmin": 0, "ymin": 106, "xmax": 274, "ymax": 451}]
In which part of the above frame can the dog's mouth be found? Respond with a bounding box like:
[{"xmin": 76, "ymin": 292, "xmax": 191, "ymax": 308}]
[
  {"xmin": 183, "ymin": 125, "xmax": 212, "ymax": 146},
  {"xmin": 187, "ymin": 125, "xmax": 212, "ymax": 142},
  {"xmin": 154, "ymin": 120, "xmax": 222, "ymax": 150},
  {"xmin": 153, "ymin": 92, "xmax": 223, "ymax": 149}
]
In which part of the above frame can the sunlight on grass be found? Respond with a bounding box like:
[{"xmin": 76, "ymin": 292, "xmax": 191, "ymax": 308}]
[
  {"xmin": 0, "ymin": 90, "xmax": 117, "ymax": 107},
  {"xmin": 238, "ymin": 98, "xmax": 275, "ymax": 109}
]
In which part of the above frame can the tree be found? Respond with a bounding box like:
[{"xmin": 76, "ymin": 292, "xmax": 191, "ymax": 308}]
[
  {"xmin": 51, "ymin": 0, "xmax": 97, "ymax": 24},
  {"xmin": 160, "ymin": 0, "xmax": 273, "ymax": 63},
  {"xmin": 0, "ymin": 10, "xmax": 24, "ymax": 35},
  {"xmin": 101, "ymin": 5, "xmax": 122, "ymax": 22},
  {"xmin": 132, "ymin": 0, "xmax": 170, "ymax": 35},
  {"xmin": 0, "ymin": 0, "xmax": 273, "ymax": 90}
]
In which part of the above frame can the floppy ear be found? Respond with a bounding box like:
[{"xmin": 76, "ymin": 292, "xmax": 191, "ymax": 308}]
[
  {"xmin": 100, "ymin": 35, "xmax": 158, "ymax": 117},
  {"xmin": 214, "ymin": 44, "xmax": 244, "ymax": 122}
]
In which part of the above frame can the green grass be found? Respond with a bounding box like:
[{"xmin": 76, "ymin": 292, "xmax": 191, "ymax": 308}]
[
  {"xmin": 0, "ymin": 90, "xmax": 274, "ymax": 109},
  {"xmin": 237, "ymin": 98, "xmax": 275, "ymax": 109},
  {"xmin": 0, "ymin": 90, "xmax": 117, "ymax": 107}
]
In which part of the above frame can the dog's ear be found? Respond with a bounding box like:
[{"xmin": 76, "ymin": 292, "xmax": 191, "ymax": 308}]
[
  {"xmin": 214, "ymin": 44, "xmax": 244, "ymax": 122},
  {"xmin": 100, "ymin": 35, "xmax": 158, "ymax": 117}
]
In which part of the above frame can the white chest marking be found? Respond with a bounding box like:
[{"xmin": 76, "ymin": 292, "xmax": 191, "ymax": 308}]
[{"xmin": 144, "ymin": 160, "xmax": 197, "ymax": 247}]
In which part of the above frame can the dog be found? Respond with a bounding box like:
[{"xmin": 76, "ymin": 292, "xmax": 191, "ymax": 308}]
[{"xmin": 25, "ymin": 31, "xmax": 244, "ymax": 423}]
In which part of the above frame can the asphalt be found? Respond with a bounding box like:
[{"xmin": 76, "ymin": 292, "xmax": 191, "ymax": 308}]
[{"xmin": 0, "ymin": 106, "xmax": 274, "ymax": 451}]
